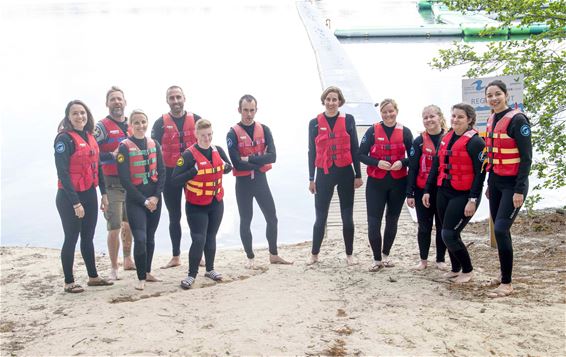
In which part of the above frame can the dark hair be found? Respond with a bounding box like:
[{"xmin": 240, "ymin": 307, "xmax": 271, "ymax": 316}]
[
  {"xmin": 485, "ymin": 79, "xmax": 508, "ymax": 95},
  {"xmin": 57, "ymin": 100, "xmax": 95, "ymax": 133},
  {"xmin": 106, "ymin": 86, "xmax": 125, "ymax": 103},
  {"xmin": 452, "ymin": 103, "xmax": 477, "ymax": 128},
  {"xmin": 238, "ymin": 94, "xmax": 257, "ymax": 109},
  {"xmin": 166, "ymin": 85, "xmax": 184, "ymax": 99},
  {"xmin": 320, "ymin": 86, "xmax": 345, "ymax": 106}
]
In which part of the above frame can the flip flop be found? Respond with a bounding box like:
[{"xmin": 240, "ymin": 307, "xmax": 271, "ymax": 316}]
[
  {"xmin": 180, "ymin": 276, "xmax": 195, "ymax": 290},
  {"xmin": 64, "ymin": 284, "xmax": 84, "ymax": 293},
  {"xmin": 204, "ymin": 270, "xmax": 223, "ymax": 281},
  {"xmin": 369, "ymin": 263, "xmax": 384, "ymax": 272},
  {"xmin": 87, "ymin": 278, "xmax": 114, "ymax": 287},
  {"xmin": 382, "ymin": 260, "xmax": 395, "ymax": 268}
]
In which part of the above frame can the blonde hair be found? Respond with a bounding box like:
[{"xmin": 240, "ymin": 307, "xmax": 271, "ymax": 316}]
[
  {"xmin": 196, "ymin": 119, "xmax": 212, "ymax": 131},
  {"xmin": 422, "ymin": 104, "xmax": 448, "ymax": 131},
  {"xmin": 379, "ymin": 98, "xmax": 398, "ymax": 113},
  {"xmin": 129, "ymin": 109, "xmax": 148, "ymax": 123}
]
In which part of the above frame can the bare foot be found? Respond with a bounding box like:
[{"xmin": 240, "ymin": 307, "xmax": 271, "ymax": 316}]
[
  {"xmin": 487, "ymin": 283, "xmax": 513, "ymax": 298},
  {"xmin": 199, "ymin": 258, "xmax": 206, "ymax": 267},
  {"xmin": 382, "ymin": 254, "xmax": 395, "ymax": 267},
  {"xmin": 109, "ymin": 268, "xmax": 121, "ymax": 281},
  {"xmin": 369, "ymin": 261, "xmax": 384, "ymax": 272},
  {"xmin": 123, "ymin": 256, "xmax": 136, "ymax": 271},
  {"xmin": 146, "ymin": 273, "xmax": 162, "ymax": 282},
  {"xmin": 435, "ymin": 262, "xmax": 449, "ymax": 271},
  {"xmin": 161, "ymin": 257, "xmax": 181, "ymax": 269},
  {"xmin": 346, "ymin": 255, "xmax": 358, "ymax": 266},
  {"xmin": 414, "ymin": 261, "xmax": 428, "ymax": 270},
  {"xmin": 306, "ymin": 254, "xmax": 319, "ymax": 266},
  {"xmin": 245, "ymin": 258, "xmax": 255, "ymax": 269},
  {"xmin": 270, "ymin": 255, "xmax": 293, "ymax": 265},
  {"xmin": 443, "ymin": 271, "xmax": 460, "ymax": 279},
  {"xmin": 135, "ymin": 280, "xmax": 145, "ymax": 290},
  {"xmin": 487, "ymin": 276, "xmax": 502, "ymax": 287},
  {"xmin": 451, "ymin": 271, "xmax": 473, "ymax": 284}
]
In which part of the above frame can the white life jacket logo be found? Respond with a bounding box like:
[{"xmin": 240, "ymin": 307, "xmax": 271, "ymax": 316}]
[
  {"xmin": 166, "ymin": 126, "xmax": 174, "ymax": 129},
  {"xmin": 425, "ymin": 148, "xmax": 433, "ymax": 152},
  {"xmin": 110, "ymin": 130, "xmax": 120, "ymax": 134},
  {"xmin": 79, "ymin": 143, "xmax": 86, "ymax": 147},
  {"xmin": 377, "ymin": 137, "xmax": 385, "ymax": 141},
  {"xmin": 240, "ymin": 136, "xmax": 247, "ymax": 139},
  {"xmin": 200, "ymin": 161, "xmax": 207, "ymax": 165},
  {"xmin": 320, "ymin": 127, "xmax": 327, "ymax": 131}
]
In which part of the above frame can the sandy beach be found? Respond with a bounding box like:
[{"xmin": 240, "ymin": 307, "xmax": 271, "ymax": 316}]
[{"xmin": 1, "ymin": 209, "xmax": 565, "ymax": 356}]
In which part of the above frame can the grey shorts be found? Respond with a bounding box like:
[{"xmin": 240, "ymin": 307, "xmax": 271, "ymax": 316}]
[{"xmin": 103, "ymin": 175, "xmax": 128, "ymax": 231}]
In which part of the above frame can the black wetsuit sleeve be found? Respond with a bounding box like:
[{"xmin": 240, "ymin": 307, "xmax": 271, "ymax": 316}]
[
  {"xmin": 248, "ymin": 124, "xmax": 276, "ymax": 166},
  {"xmin": 151, "ymin": 117, "xmax": 164, "ymax": 145},
  {"xmin": 308, "ymin": 118, "xmax": 317, "ymax": 181},
  {"xmin": 509, "ymin": 114, "xmax": 532, "ymax": 193},
  {"xmin": 216, "ymin": 146, "xmax": 233, "ymax": 175},
  {"xmin": 347, "ymin": 115, "xmax": 362, "ymax": 179},
  {"xmin": 402, "ymin": 127, "xmax": 414, "ymax": 168},
  {"xmin": 153, "ymin": 142, "xmax": 166, "ymax": 197},
  {"xmin": 467, "ymin": 135, "xmax": 487, "ymax": 198},
  {"xmin": 227, "ymin": 128, "xmax": 261, "ymax": 172},
  {"xmin": 424, "ymin": 155, "xmax": 440, "ymax": 194},
  {"xmin": 406, "ymin": 135, "xmax": 423, "ymax": 198},
  {"xmin": 358, "ymin": 126, "xmax": 380, "ymax": 167},
  {"xmin": 54, "ymin": 133, "xmax": 80, "ymax": 205},
  {"xmin": 171, "ymin": 150, "xmax": 198, "ymax": 187},
  {"xmin": 117, "ymin": 143, "xmax": 147, "ymax": 206}
]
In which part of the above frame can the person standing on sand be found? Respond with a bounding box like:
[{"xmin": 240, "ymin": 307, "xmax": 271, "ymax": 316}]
[
  {"xmin": 54, "ymin": 100, "xmax": 114, "ymax": 293},
  {"xmin": 358, "ymin": 99, "xmax": 413, "ymax": 271},
  {"xmin": 171, "ymin": 119, "xmax": 232, "ymax": 289},
  {"xmin": 94, "ymin": 86, "xmax": 135, "ymax": 280},
  {"xmin": 423, "ymin": 103, "xmax": 486, "ymax": 284},
  {"xmin": 117, "ymin": 110, "xmax": 166, "ymax": 291},
  {"xmin": 151, "ymin": 86, "xmax": 201, "ymax": 269},
  {"xmin": 483, "ymin": 80, "xmax": 532, "ymax": 298},
  {"xmin": 307, "ymin": 86, "xmax": 363, "ymax": 266},
  {"xmin": 226, "ymin": 94, "xmax": 292, "ymax": 269},
  {"xmin": 406, "ymin": 105, "xmax": 449, "ymax": 271}
]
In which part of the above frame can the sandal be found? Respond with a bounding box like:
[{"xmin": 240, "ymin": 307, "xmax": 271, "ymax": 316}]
[
  {"xmin": 180, "ymin": 276, "xmax": 195, "ymax": 290},
  {"xmin": 64, "ymin": 283, "xmax": 84, "ymax": 293},
  {"xmin": 369, "ymin": 262, "xmax": 384, "ymax": 272},
  {"xmin": 382, "ymin": 260, "xmax": 395, "ymax": 268},
  {"xmin": 87, "ymin": 278, "xmax": 114, "ymax": 287},
  {"xmin": 204, "ymin": 270, "xmax": 223, "ymax": 281}
]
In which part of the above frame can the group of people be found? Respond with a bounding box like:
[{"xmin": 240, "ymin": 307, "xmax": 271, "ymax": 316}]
[{"xmin": 55, "ymin": 81, "xmax": 531, "ymax": 299}]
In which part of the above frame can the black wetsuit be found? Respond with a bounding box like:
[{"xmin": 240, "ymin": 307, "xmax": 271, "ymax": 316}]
[
  {"xmin": 151, "ymin": 112, "xmax": 201, "ymax": 257},
  {"xmin": 486, "ymin": 108, "xmax": 532, "ymax": 284},
  {"xmin": 308, "ymin": 112, "xmax": 361, "ymax": 255},
  {"xmin": 425, "ymin": 130, "xmax": 486, "ymax": 274},
  {"xmin": 407, "ymin": 131, "xmax": 447, "ymax": 262},
  {"xmin": 227, "ymin": 122, "xmax": 278, "ymax": 259},
  {"xmin": 54, "ymin": 130, "xmax": 107, "ymax": 284},
  {"xmin": 117, "ymin": 136, "xmax": 165, "ymax": 281},
  {"xmin": 171, "ymin": 144, "xmax": 232, "ymax": 278},
  {"xmin": 358, "ymin": 123, "xmax": 413, "ymax": 261}
]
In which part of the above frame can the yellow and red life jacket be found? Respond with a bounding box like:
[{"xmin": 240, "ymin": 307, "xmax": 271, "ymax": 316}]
[
  {"xmin": 484, "ymin": 109, "xmax": 522, "ymax": 176},
  {"xmin": 184, "ymin": 145, "xmax": 224, "ymax": 206},
  {"xmin": 58, "ymin": 131, "xmax": 99, "ymax": 192},
  {"xmin": 314, "ymin": 113, "xmax": 352, "ymax": 174},
  {"xmin": 99, "ymin": 117, "xmax": 132, "ymax": 176},
  {"xmin": 416, "ymin": 131, "xmax": 440, "ymax": 189},
  {"xmin": 121, "ymin": 138, "xmax": 158, "ymax": 186},
  {"xmin": 436, "ymin": 129, "xmax": 477, "ymax": 191},
  {"xmin": 367, "ymin": 123, "xmax": 408, "ymax": 179},
  {"xmin": 231, "ymin": 122, "xmax": 272, "ymax": 177},
  {"xmin": 161, "ymin": 113, "xmax": 196, "ymax": 168}
]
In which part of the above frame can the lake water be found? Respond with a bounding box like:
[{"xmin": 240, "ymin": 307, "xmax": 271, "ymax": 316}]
[{"xmin": 1, "ymin": 0, "xmax": 562, "ymax": 252}]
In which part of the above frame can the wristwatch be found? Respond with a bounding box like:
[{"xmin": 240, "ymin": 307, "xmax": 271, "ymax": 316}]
[{"xmin": 468, "ymin": 197, "xmax": 477, "ymax": 204}]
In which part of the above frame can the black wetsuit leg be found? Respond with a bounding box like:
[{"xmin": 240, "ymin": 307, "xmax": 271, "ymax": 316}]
[
  {"xmin": 127, "ymin": 199, "xmax": 162, "ymax": 281},
  {"xmin": 163, "ymin": 167, "xmax": 183, "ymax": 257},
  {"xmin": 252, "ymin": 175, "xmax": 278, "ymax": 256},
  {"xmin": 414, "ymin": 188, "xmax": 446, "ymax": 262},
  {"xmin": 382, "ymin": 176, "xmax": 407, "ymax": 256},
  {"xmin": 235, "ymin": 176, "xmax": 255, "ymax": 259},
  {"xmin": 56, "ymin": 187, "xmax": 99, "ymax": 284}
]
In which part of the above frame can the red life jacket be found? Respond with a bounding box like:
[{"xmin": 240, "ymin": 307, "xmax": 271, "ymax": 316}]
[
  {"xmin": 367, "ymin": 123, "xmax": 408, "ymax": 179},
  {"xmin": 314, "ymin": 113, "xmax": 352, "ymax": 174},
  {"xmin": 121, "ymin": 138, "xmax": 159, "ymax": 186},
  {"xmin": 416, "ymin": 131, "xmax": 441, "ymax": 189},
  {"xmin": 184, "ymin": 145, "xmax": 224, "ymax": 205},
  {"xmin": 484, "ymin": 109, "xmax": 522, "ymax": 176},
  {"xmin": 161, "ymin": 113, "xmax": 196, "ymax": 168},
  {"xmin": 436, "ymin": 129, "xmax": 477, "ymax": 191},
  {"xmin": 98, "ymin": 117, "xmax": 131, "ymax": 176},
  {"xmin": 231, "ymin": 121, "xmax": 272, "ymax": 177},
  {"xmin": 57, "ymin": 131, "xmax": 99, "ymax": 192}
]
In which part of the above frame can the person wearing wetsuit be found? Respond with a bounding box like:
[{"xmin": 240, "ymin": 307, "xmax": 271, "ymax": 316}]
[
  {"xmin": 308, "ymin": 86, "xmax": 363, "ymax": 266},
  {"xmin": 171, "ymin": 119, "xmax": 232, "ymax": 289},
  {"xmin": 226, "ymin": 94, "xmax": 291, "ymax": 268},
  {"xmin": 152, "ymin": 86, "xmax": 201, "ymax": 269},
  {"xmin": 55, "ymin": 100, "xmax": 114, "ymax": 293},
  {"xmin": 94, "ymin": 86, "xmax": 135, "ymax": 280},
  {"xmin": 423, "ymin": 103, "xmax": 486, "ymax": 284},
  {"xmin": 117, "ymin": 110, "xmax": 166, "ymax": 291},
  {"xmin": 406, "ymin": 105, "xmax": 448, "ymax": 271},
  {"xmin": 359, "ymin": 99, "xmax": 413, "ymax": 271},
  {"xmin": 483, "ymin": 80, "xmax": 532, "ymax": 298}
]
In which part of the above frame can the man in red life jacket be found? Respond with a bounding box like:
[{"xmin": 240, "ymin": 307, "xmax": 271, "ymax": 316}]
[
  {"xmin": 94, "ymin": 86, "xmax": 134, "ymax": 279},
  {"xmin": 226, "ymin": 95, "xmax": 292, "ymax": 269}
]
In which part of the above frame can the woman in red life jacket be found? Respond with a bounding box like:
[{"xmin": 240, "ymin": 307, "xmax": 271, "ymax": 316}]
[
  {"xmin": 406, "ymin": 105, "xmax": 449, "ymax": 271},
  {"xmin": 359, "ymin": 99, "xmax": 413, "ymax": 271},
  {"xmin": 423, "ymin": 103, "xmax": 486, "ymax": 284},
  {"xmin": 54, "ymin": 100, "xmax": 114, "ymax": 293},
  {"xmin": 117, "ymin": 110, "xmax": 166, "ymax": 291},
  {"xmin": 484, "ymin": 80, "xmax": 532, "ymax": 298},
  {"xmin": 307, "ymin": 86, "xmax": 363, "ymax": 266},
  {"xmin": 170, "ymin": 119, "xmax": 232, "ymax": 289}
]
